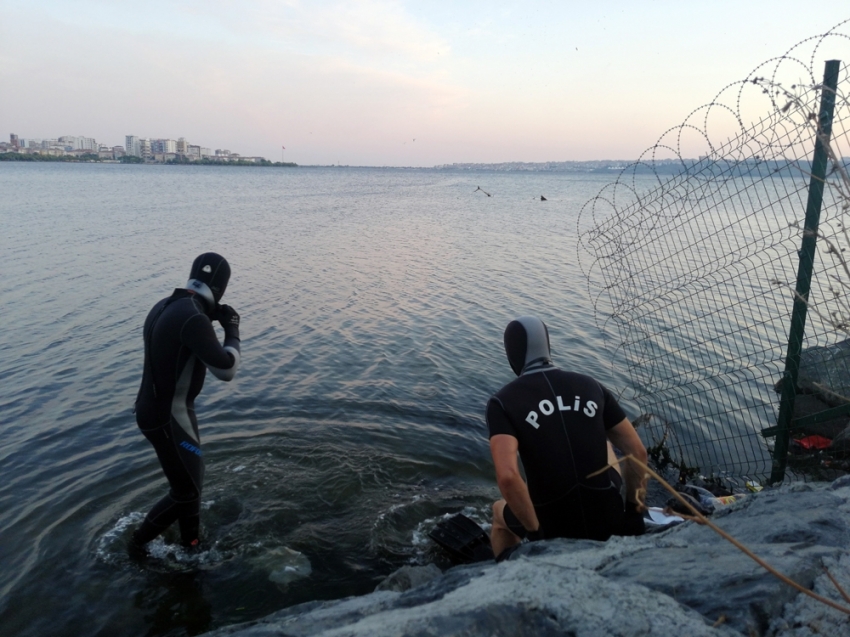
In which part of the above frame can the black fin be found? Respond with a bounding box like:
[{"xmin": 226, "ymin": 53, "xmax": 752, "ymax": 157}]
[{"xmin": 428, "ymin": 513, "xmax": 494, "ymax": 564}]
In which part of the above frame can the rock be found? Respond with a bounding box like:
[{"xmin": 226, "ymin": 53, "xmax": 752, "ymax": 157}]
[
  {"xmin": 594, "ymin": 487, "xmax": 848, "ymax": 634},
  {"xmin": 830, "ymin": 474, "xmax": 850, "ymax": 490},
  {"xmin": 829, "ymin": 424, "xmax": 850, "ymax": 457},
  {"xmin": 248, "ymin": 546, "xmax": 312, "ymax": 587},
  {"xmin": 796, "ymin": 339, "xmax": 850, "ymax": 406},
  {"xmin": 208, "ymin": 480, "xmax": 850, "ymax": 636},
  {"xmin": 767, "ymin": 553, "xmax": 850, "ymax": 636},
  {"xmin": 375, "ymin": 564, "xmax": 443, "ymax": 593},
  {"xmin": 790, "ymin": 394, "xmax": 849, "ymax": 439},
  {"xmin": 209, "ymin": 561, "xmax": 737, "ymax": 637}
]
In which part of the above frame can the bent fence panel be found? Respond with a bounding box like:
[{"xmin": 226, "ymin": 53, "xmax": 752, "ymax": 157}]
[{"xmin": 577, "ymin": 21, "xmax": 850, "ymax": 487}]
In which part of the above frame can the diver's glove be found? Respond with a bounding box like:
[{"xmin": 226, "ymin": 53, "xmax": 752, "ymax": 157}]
[
  {"xmin": 620, "ymin": 500, "xmax": 646, "ymax": 536},
  {"xmin": 215, "ymin": 304, "xmax": 240, "ymax": 340}
]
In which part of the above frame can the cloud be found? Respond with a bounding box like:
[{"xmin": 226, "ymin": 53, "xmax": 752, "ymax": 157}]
[
  {"xmin": 6, "ymin": 1, "xmax": 844, "ymax": 164},
  {"xmin": 1, "ymin": 1, "xmax": 468, "ymax": 160},
  {"xmin": 151, "ymin": 0, "xmax": 453, "ymax": 68}
]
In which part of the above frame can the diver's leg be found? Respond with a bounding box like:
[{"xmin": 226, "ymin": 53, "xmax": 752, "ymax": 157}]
[
  {"xmin": 169, "ymin": 411, "xmax": 205, "ymax": 546},
  {"xmin": 490, "ymin": 500, "xmax": 523, "ymax": 558},
  {"xmin": 134, "ymin": 419, "xmax": 204, "ymax": 546}
]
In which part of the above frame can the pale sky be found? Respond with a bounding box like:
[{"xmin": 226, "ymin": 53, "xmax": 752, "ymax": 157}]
[{"xmin": 1, "ymin": 1, "xmax": 847, "ymax": 166}]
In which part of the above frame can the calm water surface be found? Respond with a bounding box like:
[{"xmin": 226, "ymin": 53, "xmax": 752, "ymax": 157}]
[{"xmin": 0, "ymin": 163, "xmax": 635, "ymax": 636}]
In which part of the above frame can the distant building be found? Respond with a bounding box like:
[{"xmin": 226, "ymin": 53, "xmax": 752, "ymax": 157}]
[
  {"xmin": 150, "ymin": 139, "xmax": 177, "ymax": 154},
  {"xmin": 59, "ymin": 136, "xmax": 97, "ymax": 151},
  {"xmin": 6, "ymin": 131, "xmax": 263, "ymax": 163},
  {"xmin": 125, "ymin": 135, "xmax": 141, "ymax": 157}
]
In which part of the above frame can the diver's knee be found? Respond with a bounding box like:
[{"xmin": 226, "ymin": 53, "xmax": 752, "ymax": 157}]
[
  {"xmin": 170, "ymin": 487, "xmax": 200, "ymax": 504},
  {"xmin": 492, "ymin": 500, "xmax": 507, "ymax": 527}
]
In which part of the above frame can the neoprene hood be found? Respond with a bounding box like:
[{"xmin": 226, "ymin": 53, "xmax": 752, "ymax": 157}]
[
  {"xmin": 504, "ymin": 316, "xmax": 553, "ymax": 376},
  {"xmin": 186, "ymin": 252, "xmax": 230, "ymax": 305}
]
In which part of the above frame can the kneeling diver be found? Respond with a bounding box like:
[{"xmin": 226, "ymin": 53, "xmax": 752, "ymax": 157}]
[{"xmin": 487, "ymin": 316, "xmax": 648, "ymax": 558}]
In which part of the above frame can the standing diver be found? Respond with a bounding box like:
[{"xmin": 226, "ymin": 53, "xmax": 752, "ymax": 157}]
[{"xmin": 131, "ymin": 253, "xmax": 241, "ymax": 554}]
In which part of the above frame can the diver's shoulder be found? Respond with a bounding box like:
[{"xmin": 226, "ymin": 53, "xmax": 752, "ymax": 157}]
[
  {"xmin": 160, "ymin": 292, "xmax": 210, "ymax": 324},
  {"xmin": 557, "ymin": 369, "xmax": 598, "ymax": 382},
  {"xmin": 493, "ymin": 371, "xmax": 547, "ymax": 395}
]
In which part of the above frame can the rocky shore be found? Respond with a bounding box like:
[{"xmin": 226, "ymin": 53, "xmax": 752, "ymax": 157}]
[{"xmin": 209, "ymin": 478, "xmax": 850, "ymax": 636}]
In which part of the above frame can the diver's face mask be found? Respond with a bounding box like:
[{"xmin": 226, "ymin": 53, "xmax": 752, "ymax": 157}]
[
  {"xmin": 186, "ymin": 252, "xmax": 231, "ymax": 308},
  {"xmin": 504, "ymin": 316, "xmax": 553, "ymax": 376}
]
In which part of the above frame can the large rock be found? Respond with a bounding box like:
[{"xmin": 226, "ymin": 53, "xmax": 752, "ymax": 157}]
[
  {"xmin": 790, "ymin": 394, "xmax": 848, "ymax": 439},
  {"xmin": 374, "ymin": 565, "xmax": 442, "ymax": 593},
  {"xmin": 208, "ymin": 481, "xmax": 850, "ymax": 636},
  {"xmin": 797, "ymin": 339, "xmax": 850, "ymax": 407}
]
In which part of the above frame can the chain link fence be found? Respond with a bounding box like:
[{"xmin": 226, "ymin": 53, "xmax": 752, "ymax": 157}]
[{"xmin": 577, "ymin": 21, "xmax": 850, "ymax": 487}]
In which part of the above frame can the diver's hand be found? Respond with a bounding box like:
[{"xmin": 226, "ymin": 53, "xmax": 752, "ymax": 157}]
[{"xmin": 215, "ymin": 304, "xmax": 240, "ymax": 339}]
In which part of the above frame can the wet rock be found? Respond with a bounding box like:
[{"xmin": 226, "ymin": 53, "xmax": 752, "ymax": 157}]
[
  {"xmin": 375, "ymin": 564, "xmax": 442, "ymax": 593},
  {"xmin": 209, "ymin": 480, "xmax": 850, "ymax": 636},
  {"xmin": 248, "ymin": 546, "xmax": 312, "ymax": 587}
]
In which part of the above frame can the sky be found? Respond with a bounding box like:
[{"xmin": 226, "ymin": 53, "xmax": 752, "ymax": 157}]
[{"xmin": 1, "ymin": 1, "xmax": 848, "ymax": 166}]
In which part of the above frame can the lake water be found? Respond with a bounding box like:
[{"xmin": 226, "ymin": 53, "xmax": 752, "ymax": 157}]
[{"xmin": 0, "ymin": 163, "xmax": 644, "ymax": 636}]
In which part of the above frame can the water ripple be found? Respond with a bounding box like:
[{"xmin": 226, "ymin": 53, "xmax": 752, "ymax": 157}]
[{"xmin": 0, "ymin": 164, "xmax": 625, "ymax": 636}]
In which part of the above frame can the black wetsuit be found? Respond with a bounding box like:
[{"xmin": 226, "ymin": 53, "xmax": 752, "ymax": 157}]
[
  {"xmin": 487, "ymin": 367, "xmax": 626, "ymax": 541},
  {"xmin": 134, "ymin": 289, "xmax": 240, "ymax": 545}
]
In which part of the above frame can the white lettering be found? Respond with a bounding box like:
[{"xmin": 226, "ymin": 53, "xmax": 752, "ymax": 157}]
[
  {"xmin": 573, "ymin": 396, "xmax": 580, "ymax": 411},
  {"xmin": 539, "ymin": 399, "xmax": 554, "ymax": 416},
  {"xmin": 557, "ymin": 395, "xmax": 571, "ymax": 411},
  {"xmin": 583, "ymin": 401, "xmax": 598, "ymax": 417},
  {"xmin": 526, "ymin": 411, "xmax": 540, "ymax": 429}
]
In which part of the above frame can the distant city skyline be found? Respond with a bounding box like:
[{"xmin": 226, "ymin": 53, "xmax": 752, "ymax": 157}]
[
  {"xmin": 3, "ymin": 132, "xmax": 264, "ymax": 163},
  {"xmin": 2, "ymin": 2, "xmax": 848, "ymax": 166}
]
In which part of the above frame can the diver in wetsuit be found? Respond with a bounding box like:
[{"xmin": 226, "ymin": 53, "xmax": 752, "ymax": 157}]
[
  {"xmin": 132, "ymin": 253, "xmax": 241, "ymax": 552},
  {"xmin": 487, "ymin": 316, "xmax": 647, "ymax": 558}
]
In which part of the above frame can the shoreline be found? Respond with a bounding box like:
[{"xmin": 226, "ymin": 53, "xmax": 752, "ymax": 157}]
[
  {"xmin": 208, "ymin": 479, "xmax": 850, "ymax": 637},
  {"xmin": 0, "ymin": 153, "xmax": 298, "ymax": 167},
  {"xmin": 3, "ymin": 153, "xmax": 828, "ymax": 175}
]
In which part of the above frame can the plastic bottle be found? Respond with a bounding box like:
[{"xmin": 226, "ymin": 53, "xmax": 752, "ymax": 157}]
[
  {"xmin": 708, "ymin": 494, "xmax": 746, "ymax": 509},
  {"xmin": 675, "ymin": 486, "xmax": 746, "ymax": 513}
]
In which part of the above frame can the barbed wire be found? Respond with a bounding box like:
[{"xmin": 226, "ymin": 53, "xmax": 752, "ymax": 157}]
[{"xmin": 577, "ymin": 20, "xmax": 850, "ymax": 485}]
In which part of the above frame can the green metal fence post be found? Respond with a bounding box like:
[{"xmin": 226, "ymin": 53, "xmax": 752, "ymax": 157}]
[{"xmin": 770, "ymin": 59, "xmax": 841, "ymax": 484}]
